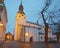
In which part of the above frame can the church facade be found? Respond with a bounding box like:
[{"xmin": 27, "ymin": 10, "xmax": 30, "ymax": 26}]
[
  {"xmin": 14, "ymin": 1, "xmax": 42, "ymax": 42},
  {"xmin": 14, "ymin": 0, "xmax": 57, "ymax": 42},
  {"xmin": 0, "ymin": 0, "xmax": 8, "ymax": 41}
]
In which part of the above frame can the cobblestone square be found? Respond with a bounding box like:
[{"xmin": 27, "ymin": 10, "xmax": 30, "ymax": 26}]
[{"xmin": 0, "ymin": 41, "xmax": 60, "ymax": 48}]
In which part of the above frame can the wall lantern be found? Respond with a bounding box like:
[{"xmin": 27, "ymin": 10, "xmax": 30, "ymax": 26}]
[{"xmin": 25, "ymin": 32, "xmax": 28, "ymax": 37}]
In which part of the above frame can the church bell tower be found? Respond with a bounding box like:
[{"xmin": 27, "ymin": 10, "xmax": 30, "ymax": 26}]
[{"xmin": 14, "ymin": 0, "xmax": 26, "ymax": 41}]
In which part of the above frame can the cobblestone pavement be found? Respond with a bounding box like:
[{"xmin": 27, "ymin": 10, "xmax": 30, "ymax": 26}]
[{"xmin": 0, "ymin": 41, "xmax": 60, "ymax": 48}]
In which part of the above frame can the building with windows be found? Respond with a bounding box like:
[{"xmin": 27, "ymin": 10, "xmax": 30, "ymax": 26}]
[
  {"xmin": 5, "ymin": 32, "xmax": 13, "ymax": 41},
  {"xmin": 0, "ymin": 0, "xmax": 8, "ymax": 41},
  {"xmin": 39, "ymin": 28, "xmax": 57, "ymax": 42},
  {"xmin": 14, "ymin": 0, "xmax": 43, "ymax": 42},
  {"xmin": 14, "ymin": 0, "xmax": 57, "ymax": 42}
]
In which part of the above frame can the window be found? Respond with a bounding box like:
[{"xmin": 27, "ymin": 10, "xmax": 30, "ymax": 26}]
[
  {"xmin": 19, "ymin": 16, "xmax": 20, "ymax": 17},
  {"xmin": 22, "ymin": 14, "xmax": 24, "ymax": 16}
]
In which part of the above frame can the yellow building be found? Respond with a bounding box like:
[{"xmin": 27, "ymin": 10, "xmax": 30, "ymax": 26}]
[
  {"xmin": 14, "ymin": 0, "xmax": 26, "ymax": 41},
  {"xmin": 5, "ymin": 32, "xmax": 13, "ymax": 41}
]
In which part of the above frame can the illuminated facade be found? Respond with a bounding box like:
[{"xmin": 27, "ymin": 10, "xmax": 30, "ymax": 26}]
[
  {"xmin": 14, "ymin": 0, "xmax": 57, "ymax": 42},
  {"xmin": 14, "ymin": 0, "xmax": 42, "ymax": 42},
  {"xmin": 14, "ymin": 1, "xmax": 26, "ymax": 41},
  {"xmin": 0, "ymin": 0, "xmax": 8, "ymax": 41},
  {"xmin": 5, "ymin": 32, "xmax": 13, "ymax": 41}
]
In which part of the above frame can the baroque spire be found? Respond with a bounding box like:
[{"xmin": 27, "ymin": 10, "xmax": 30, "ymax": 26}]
[{"xmin": 19, "ymin": 0, "xmax": 24, "ymax": 12}]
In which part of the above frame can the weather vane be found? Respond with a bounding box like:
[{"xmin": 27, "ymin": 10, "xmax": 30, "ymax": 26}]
[{"xmin": 20, "ymin": 0, "xmax": 22, "ymax": 4}]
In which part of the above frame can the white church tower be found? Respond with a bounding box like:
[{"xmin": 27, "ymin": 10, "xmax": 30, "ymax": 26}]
[
  {"xmin": 0, "ymin": 0, "xmax": 8, "ymax": 41},
  {"xmin": 14, "ymin": 0, "xmax": 26, "ymax": 41}
]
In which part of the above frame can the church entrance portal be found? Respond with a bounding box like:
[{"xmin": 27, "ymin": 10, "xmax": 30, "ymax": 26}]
[{"xmin": 30, "ymin": 36, "xmax": 33, "ymax": 42}]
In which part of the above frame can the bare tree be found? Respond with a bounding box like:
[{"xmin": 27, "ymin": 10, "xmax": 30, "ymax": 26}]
[
  {"xmin": 41, "ymin": 0, "xmax": 51, "ymax": 43},
  {"xmin": 47, "ymin": 9, "xmax": 60, "ymax": 30}
]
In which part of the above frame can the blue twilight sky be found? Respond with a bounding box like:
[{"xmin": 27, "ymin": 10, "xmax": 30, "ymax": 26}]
[{"xmin": 4, "ymin": 0, "xmax": 60, "ymax": 34}]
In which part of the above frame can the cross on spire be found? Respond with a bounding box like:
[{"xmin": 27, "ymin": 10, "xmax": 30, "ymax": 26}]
[{"xmin": 20, "ymin": 0, "xmax": 22, "ymax": 5}]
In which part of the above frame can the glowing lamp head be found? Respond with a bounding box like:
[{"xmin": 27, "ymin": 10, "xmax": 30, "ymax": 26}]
[
  {"xmin": 0, "ymin": 23, "xmax": 3, "ymax": 26},
  {"xmin": 0, "ymin": 22, "xmax": 3, "ymax": 26},
  {"xmin": 7, "ymin": 35, "xmax": 10, "ymax": 39},
  {"xmin": 25, "ymin": 32, "xmax": 28, "ymax": 37}
]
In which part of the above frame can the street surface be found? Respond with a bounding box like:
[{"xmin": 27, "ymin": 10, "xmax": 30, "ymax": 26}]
[{"xmin": 0, "ymin": 41, "xmax": 60, "ymax": 48}]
